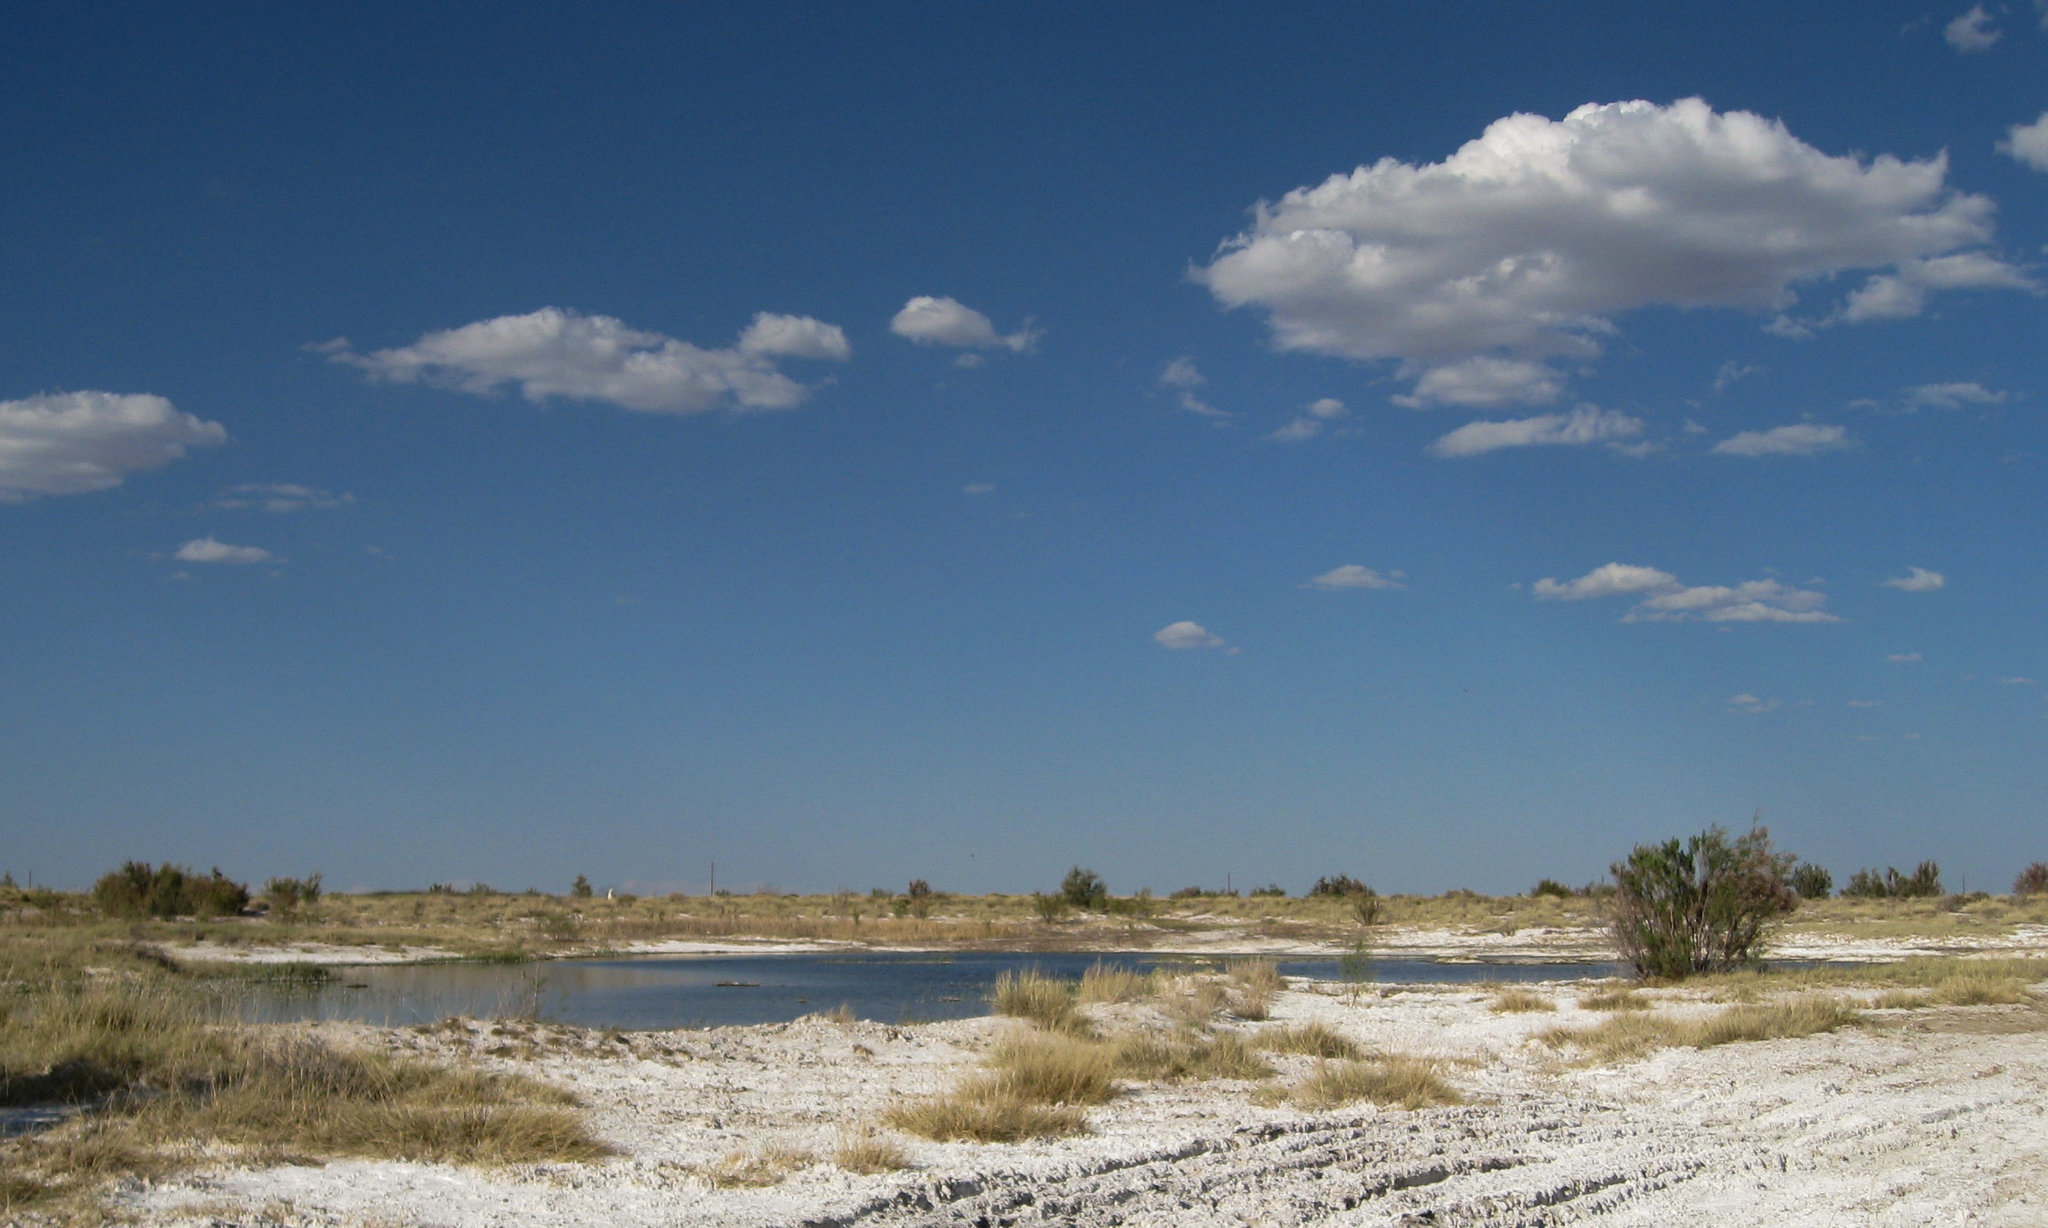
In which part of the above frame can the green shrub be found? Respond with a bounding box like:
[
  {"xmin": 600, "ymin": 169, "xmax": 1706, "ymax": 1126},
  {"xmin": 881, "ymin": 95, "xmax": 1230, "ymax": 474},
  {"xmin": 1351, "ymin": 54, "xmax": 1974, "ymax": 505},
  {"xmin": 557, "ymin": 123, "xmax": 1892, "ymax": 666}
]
[
  {"xmin": 1248, "ymin": 883, "xmax": 1287, "ymax": 898},
  {"xmin": 1030, "ymin": 892, "xmax": 1068, "ymax": 922},
  {"xmin": 92, "ymin": 862, "xmax": 250, "ymax": 920},
  {"xmin": 1059, "ymin": 866, "xmax": 1107, "ymax": 911},
  {"xmin": 1609, "ymin": 825, "xmax": 1796, "ymax": 980},
  {"xmin": 1530, "ymin": 878, "xmax": 1575, "ymax": 899},
  {"xmin": 569, "ymin": 875, "xmax": 593, "ymax": 899},
  {"xmin": 1787, "ymin": 863, "xmax": 1832, "ymax": 900},
  {"xmin": 1841, "ymin": 861, "xmax": 1942, "ymax": 899},
  {"xmin": 2013, "ymin": 862, "xmax": 2048, "ymax": 898},
  {"xmin": 1308, "ymin": 875, "xmax": 1367, "ymax": 898}
]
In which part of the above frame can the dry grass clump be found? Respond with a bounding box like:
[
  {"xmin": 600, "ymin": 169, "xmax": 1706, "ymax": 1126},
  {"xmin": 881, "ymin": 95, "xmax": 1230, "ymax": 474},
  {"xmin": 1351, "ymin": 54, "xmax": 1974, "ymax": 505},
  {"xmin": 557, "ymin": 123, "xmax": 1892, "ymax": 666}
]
[
  {"xmin": 990, "ymin": 967, "xmax": 1083, "ymax": 1034},
  {"xmin": 1291, "ymin": 1057, "xmax": 1461, "ymax": 1111},
  {"xmin": 832, "ymin": 1130, "xmax": 912, "ymax": 1174},
  {"xmin": 1112, "ymin": 1029, "xmax": 1273, "ymax": 1082},
  {"xmin": 1256, "ymin": 1021, "xmax": 1363, "ymax": 1060},
  {"xmin": 986, "ymin": 1031, "xmax": 1119, "ymax": 1105},
  {"xmin": 1541, "ymin": 995, "xmax": 1858, "ymax": 1062},
  {"xmin": 1871, "ymin": 988, "xmax": 1932, "ymax": 1010},
  {"xmin": 1931, "ymin": 974, "xmax": 2032, "ymax": 1006},
  {"xmin": 1226, "ymin": 959, "xmax": 1282, "ymax": 1020},
  {"xmin": 883, "ymin": 1081, "xmax": 1089, "ymax": 1143},
  {"xmin": 1158, "ymin": 976, "xmax": 1230, "ymax": 1028},
  {"xmin": 1077, "ymin": 962, "xmax": 1153, "ymax": 1005},
  {"xmin": 0, "ymin": 977, "xmax": 607, "ymax": 1210},
  {"xmin": 1487, "ymin": 987, "xmax": 1555, "ymax": 1014},
  {"xmin": 703, "ymin": 1143, "xmax": 816, "ymax": 1187},
  {"xmin": 1577, "ymin": 987, "xmax": 1651, "ymax": 1012}
]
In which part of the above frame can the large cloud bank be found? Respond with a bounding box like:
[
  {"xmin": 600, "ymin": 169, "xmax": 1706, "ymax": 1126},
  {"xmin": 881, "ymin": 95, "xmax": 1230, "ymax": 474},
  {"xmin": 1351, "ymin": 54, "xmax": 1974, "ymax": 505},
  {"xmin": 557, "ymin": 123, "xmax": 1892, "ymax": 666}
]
[
  {"xmin": 1199, "ymin": 98, "xmax": 2032, "ymax": 408},
  {"xmin": 0, "ymin": 391, "xmax": 227, "ymax": 500},
  {"xmin": 325, "ymin": 308, "xmax": 849, "ymax": 415}
]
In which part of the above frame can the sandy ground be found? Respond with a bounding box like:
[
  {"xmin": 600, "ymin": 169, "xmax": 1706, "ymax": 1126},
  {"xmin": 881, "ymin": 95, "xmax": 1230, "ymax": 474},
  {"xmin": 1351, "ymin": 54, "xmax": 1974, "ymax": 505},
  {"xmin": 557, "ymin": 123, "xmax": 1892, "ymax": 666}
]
[{"xmin": 117, "ymin": 965, "xmax": 2048, "ymax": 1228}]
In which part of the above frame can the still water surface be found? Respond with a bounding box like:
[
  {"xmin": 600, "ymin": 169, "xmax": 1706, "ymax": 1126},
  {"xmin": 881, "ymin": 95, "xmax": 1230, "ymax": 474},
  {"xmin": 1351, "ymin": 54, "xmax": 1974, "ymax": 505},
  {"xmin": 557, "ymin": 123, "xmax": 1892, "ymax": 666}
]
[{"xmin": 237, "ymin": 951, "xmax": 1622, "ymax": 1030}]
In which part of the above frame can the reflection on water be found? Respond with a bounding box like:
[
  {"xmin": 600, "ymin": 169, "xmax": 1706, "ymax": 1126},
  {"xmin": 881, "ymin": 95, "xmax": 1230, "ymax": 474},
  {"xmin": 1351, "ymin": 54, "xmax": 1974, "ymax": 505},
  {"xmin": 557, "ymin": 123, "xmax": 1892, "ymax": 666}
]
[{"xmin": 236, "ymin": 951, "xmax": 1621, "ymax": 1030}]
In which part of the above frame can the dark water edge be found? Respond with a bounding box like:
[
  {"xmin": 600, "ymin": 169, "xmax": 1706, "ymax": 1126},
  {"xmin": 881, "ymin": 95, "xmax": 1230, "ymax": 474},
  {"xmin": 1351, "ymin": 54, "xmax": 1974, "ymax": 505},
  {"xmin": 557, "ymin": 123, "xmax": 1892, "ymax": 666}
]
[{"xmin": 233, "ymin": 950, "xmax": 1627, "ymax": 1030}]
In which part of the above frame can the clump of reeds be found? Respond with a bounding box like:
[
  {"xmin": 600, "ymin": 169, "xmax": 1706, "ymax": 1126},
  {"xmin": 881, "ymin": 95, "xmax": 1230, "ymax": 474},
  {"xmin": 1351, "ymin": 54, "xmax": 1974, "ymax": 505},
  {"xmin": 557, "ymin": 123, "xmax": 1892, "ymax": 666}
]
[
  {"xmin": 1487, "ymin": 987, "xmax": 1555, "ymax": 1014},
  {"xmin": 1290, "ymin": 1057, "xmax": 1461, "ymax": 1111},
  {"xmin": 1256, "ymin": 1021, "xmax": 1363, "ymax": 1059}
]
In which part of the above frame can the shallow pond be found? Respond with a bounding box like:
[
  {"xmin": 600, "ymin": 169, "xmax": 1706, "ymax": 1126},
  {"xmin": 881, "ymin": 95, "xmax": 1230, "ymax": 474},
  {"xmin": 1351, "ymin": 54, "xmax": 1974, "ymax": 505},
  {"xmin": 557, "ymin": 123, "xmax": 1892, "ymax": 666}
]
[{"xmin": 235, "ymin": 951, "xmax": 1622, "ymax": 1030}]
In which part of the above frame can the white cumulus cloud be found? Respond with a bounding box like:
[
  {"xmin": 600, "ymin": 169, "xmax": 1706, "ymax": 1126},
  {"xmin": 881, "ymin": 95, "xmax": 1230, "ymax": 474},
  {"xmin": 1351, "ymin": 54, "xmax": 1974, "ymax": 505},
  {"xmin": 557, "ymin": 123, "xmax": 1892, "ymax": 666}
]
[
  {"xmin": 1154, "ymin": 620, "xmax": 1225, "ymax": 650},
  {"xmin": 1197, "ymin": 99, "xmax": 2031, "ymax": 408},
  {"xmin": 736, "ymin": 312, "xmax": 852, "ymax": 361},
  {"xmin": 1306, "ymin": 564, "xmax": 1405, "ymax": 590},
  {"xmin": 889, "ymin": 296, "xmax": 1037, "ymax": 353},
  {"xmin": 175, "ymin": 537, "xmax": 277, "ymax": 565},
  {"xmin": 324, "ymin": 307, "xmax": 846, "ymax": 415},
  {"xmin": 1534, "ymin": 562, "xmax": 1836, "ymax": 623},
  {"xmin": 1945, "ymin": 4, "xmax": 2001, "ymax": 51},
  {"xmin": 1999, "ymin": 111, "xmax": 2048, "ymax": 172},
  {"xmin": 1883, "ymin": 566, "xmax": 1946, "ymax": 592},
  {"xmin": 1428, "ymin": 406, "xmax": 1643, "ymax": 458},
  {"xmin": 0, "ymin": 391, "xmax": 227, "ymax": 501},
  {"xmin": 1711, "ymin": 423, "xmax": 1851, "ymax": 456}
]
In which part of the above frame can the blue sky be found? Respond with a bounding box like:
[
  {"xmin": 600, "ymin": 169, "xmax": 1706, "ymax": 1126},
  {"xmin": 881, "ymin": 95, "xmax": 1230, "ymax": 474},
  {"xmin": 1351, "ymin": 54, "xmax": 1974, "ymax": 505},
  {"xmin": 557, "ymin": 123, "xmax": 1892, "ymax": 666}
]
[{"xmin": 4, "ymin": 2, "xmax": 2045, "ymax": 896}]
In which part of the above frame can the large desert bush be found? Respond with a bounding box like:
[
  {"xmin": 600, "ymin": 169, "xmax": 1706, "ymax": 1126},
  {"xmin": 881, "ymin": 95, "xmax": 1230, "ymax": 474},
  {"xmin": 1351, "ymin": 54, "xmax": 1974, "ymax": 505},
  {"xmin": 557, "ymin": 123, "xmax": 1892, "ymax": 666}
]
[
  {"xmin": 92, "ymin": 862, "xmax": 249, "ymax": 920},
  {"xmin": 2013, "ymin": 862, "xmax": 2048, "ymax": 898},
  {"xmin": 1609, "ymin": 825, "xmax": 1796, "ymax": 979}
]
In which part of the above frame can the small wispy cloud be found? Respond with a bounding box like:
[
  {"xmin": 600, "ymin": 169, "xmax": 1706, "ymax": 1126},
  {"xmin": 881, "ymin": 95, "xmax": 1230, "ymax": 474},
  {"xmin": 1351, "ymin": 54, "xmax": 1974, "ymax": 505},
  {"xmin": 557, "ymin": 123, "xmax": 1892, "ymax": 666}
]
[
  {"xmin": 962, "ymin": 482, "xmax": 996, "ymax": 495},
  {"xmin": 1882, "ymin": 567, "xmax": 1945, "ymax": 592},
  {"xmin": 213, "ymin": 483, "xmax": 352, "ymax": 512},
  {"xmin": 175, "ymin": 537, "xmax": 278, "ymax": 565},
  {"xmin": 1428, "ymin": 405, "xmax": 1643, "ymax": 458},
  {"xmin": 1712, "ymin": 423, "xmax": 1852, "ymax": 456},
  {"xmin": 1305, "ymin": 564, "xmax": 1405, "ymax": 591},
  {"xmin": 1728, "ymin": 693, "xmax": 1780, "ymax": 714},
  {"xmin": 1159, "ymin": 358, "xmax": 1229, "ymax": 420},
  {"xmin": 1846, "ymin": 699, "xmax": 1882, "ymax": 708},
  {"xmin": 1899, "ymin": 382, "xmax": 2008, "ymax": 412},
  {"xmin": 1268, "ymin": 397, "xmax": 1348, "ymax": 442},
  {"xmin": 1887, "ymin": 652, "xmax": 1924, "ymax": 663}
]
